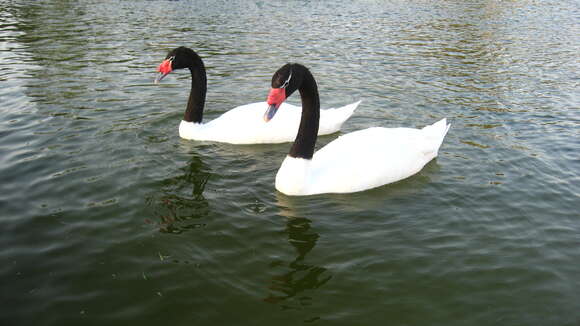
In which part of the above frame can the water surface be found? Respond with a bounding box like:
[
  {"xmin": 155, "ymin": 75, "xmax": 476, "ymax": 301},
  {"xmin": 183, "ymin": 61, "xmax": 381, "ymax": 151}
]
[{"xmin": 1, "ymin": 0, "xmax": 579, "ymax": 325}]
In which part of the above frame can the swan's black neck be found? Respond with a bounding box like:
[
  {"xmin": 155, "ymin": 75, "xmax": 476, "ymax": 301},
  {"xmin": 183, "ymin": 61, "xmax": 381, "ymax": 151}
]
[
  {"xmin": 289, "ymin": 69, "xmax": 319, "ymax": 160},
  {"xmin": 184, "ymin": 54, "xmax": 207, "ymax": 123}
]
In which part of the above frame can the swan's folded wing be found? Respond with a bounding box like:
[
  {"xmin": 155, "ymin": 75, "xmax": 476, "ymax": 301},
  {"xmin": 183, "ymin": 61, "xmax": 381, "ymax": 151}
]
[{"xmin": 308, "ymin": 127, "xmax": 435, "ymax": 194}]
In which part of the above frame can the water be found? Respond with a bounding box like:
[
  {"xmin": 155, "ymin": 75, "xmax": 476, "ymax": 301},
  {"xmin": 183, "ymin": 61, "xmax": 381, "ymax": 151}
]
[{"xmin": 1, "ymin": 0, "xmax": 579, "ymax": 325}]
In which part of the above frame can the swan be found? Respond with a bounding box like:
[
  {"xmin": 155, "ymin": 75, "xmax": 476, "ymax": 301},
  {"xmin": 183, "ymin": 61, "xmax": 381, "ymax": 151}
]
[
  {"xmin": 155, "ymin": 47, "xmax": 360, "ymax": 144},
  {"xmin": 264, "ymin": 63, "xmax": 450, "ymax": 196}
]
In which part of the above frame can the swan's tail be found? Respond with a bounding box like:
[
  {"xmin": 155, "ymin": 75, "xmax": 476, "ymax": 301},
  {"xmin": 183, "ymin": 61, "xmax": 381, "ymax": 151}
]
[
  {"xmin": 343, "ymin": 100, "xmax": 362, "ymax": 116},
  {"xmin": 319, "ymin": 100, "xmax": 361, "ymax": 134},
  {"xmin": 421, "ymin": 118, "xmax": 451, "ymax": 154},
  {"xmin": 332, "ymin": 100, "xmax": 361, "ymax": 123}
]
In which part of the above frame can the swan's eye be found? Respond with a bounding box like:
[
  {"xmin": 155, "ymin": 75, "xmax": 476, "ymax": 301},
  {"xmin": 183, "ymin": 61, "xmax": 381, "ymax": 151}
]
[{"xmin": 279, "ymin": 69, "xmax": 292, "ymax": 89}]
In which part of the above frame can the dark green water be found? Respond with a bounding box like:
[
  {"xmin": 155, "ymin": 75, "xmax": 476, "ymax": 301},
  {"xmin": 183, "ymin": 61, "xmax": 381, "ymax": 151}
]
[{"xmin": 1, "ymin": 0, "xmax": 579, "ymax": 325}]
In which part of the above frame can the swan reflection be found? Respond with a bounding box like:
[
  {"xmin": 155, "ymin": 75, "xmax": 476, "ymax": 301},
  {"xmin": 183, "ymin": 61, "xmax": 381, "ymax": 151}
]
[
  {"xmin": 145, "ymin": 153, "xmax": 211, "ymax": 234},
  {"xmin": 263, "ymin": 194, "xmax": 332, "ymax": 307}
]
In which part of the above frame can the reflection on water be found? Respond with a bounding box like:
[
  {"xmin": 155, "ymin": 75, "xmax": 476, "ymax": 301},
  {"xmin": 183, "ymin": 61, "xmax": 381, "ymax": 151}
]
[
  {"xmin": 263, "ymin": 217, "xmax": 332, "ymax": 308},
  {"xmin": 1, "ymin": 0, "xmax": 579, "ymax": 325},
  {"xmin": 145, "ymin": 153, "xmax": 210, "ymax": 234},
  {"xmin": 264, "ymin": 195, "xmax": 332, "ymax": 311}
]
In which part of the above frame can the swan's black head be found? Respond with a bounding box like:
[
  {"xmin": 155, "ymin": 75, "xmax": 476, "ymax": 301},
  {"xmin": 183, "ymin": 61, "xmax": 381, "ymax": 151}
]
[
  {"xmin": 155, "ymin": 46, "xmax": 201, "ymax": 83},
  {"xmin": 264, "ymin": 63, "xmax": 307, "ymax": 122}
]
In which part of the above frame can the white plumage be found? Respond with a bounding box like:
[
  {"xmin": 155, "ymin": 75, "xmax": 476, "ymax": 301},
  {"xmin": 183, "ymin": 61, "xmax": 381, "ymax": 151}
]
[
  {"xmin": 275, "ymin": 118, "xmax": 450, "ymax": 195},
  {"xmin": 156, "ymin": 47, "xmax": 360, "ymax": 144},
  {"xmin": 179, "ymin": 100, "xmax": 360, "ymax": 144}
]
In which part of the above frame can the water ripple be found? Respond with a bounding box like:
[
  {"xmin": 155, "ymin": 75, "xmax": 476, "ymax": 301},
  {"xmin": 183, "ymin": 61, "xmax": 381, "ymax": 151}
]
[{"xmin": 1, "ymin": 0, "xmax": 579, "ymax": 325}]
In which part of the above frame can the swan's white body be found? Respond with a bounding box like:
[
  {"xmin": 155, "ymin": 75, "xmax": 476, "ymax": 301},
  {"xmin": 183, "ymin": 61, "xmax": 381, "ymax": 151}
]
[
  {"xmin": 179, "ymin": 101, "xmax": 360, "ymax": 144},
  {"xmin": 275, "ymin": 118, "xmax": 450, "ymax": 196}
]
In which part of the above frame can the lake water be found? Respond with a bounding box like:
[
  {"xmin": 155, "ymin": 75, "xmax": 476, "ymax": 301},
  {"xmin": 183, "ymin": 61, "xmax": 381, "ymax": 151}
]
[{"xmin": 1, "ymin": 0, "xmax": 579, "ymax": 325}]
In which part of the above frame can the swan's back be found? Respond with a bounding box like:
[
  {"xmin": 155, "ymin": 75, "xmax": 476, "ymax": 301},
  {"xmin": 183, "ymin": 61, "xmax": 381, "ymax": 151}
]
[
  {"xmin": 280, "ymin": 118, "xmax": 450, "ymax": 195},
  {"xmin": 181, "ymin": 101, "xmax": 361, "ymax": 144}
]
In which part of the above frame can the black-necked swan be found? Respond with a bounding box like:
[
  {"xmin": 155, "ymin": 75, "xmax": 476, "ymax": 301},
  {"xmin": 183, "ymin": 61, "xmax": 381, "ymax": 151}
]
[
  {"xmin": 155, "ymin": 47, "xmax": 360, "ymax": 144},
  {"xmin": 264, "ymin": 63, "xmax": 450, "ymax": 196}
]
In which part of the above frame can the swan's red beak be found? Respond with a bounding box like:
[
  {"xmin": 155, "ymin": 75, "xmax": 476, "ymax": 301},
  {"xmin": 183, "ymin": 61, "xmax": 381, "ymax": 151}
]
[
  {"xmin": 155, "ymin": 59, "xmax": 173, "ymax": 84},
  {"xmin": 264, "ymin": 88, "xmax": 286, "ymax": 122}
]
